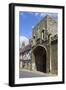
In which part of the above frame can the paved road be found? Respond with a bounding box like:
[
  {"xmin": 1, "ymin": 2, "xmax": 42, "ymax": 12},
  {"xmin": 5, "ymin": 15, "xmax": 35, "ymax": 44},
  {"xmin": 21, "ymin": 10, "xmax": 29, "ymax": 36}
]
[{"xmin": 19, "ymin": 70, "xmax": 48, "ymax": 78}]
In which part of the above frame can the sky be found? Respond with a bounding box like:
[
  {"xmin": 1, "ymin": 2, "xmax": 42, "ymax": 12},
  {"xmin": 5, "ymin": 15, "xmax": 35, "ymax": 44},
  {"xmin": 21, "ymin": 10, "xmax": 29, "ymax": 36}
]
[{"xmin": 19, "ymin": 11, "xmax": 58, "ymax": 48}]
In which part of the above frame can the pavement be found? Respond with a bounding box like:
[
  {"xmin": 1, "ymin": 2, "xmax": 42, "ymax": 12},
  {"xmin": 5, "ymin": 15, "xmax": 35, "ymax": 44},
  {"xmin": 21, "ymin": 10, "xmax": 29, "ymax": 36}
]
[{"xmin": 19, "ymin": 69, "xmax": 56, "ymax": 78}]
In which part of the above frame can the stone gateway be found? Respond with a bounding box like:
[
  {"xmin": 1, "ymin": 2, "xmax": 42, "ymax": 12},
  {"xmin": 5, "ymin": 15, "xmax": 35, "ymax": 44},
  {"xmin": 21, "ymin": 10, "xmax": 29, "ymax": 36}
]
[{"xmin": 30, "ymin": 15, "xmax": 58, "ymax": 75}]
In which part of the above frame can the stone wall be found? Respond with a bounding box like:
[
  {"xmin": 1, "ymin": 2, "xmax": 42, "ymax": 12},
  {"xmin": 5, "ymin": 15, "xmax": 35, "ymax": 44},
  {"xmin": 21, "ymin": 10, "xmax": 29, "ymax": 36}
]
[
  {"xmin": 47, "ymin": 16, "xmax": 57, "ymax": 36},
  {"xmin": 51, "ymin": 41, "xmax": 58, "ymax": 74}
]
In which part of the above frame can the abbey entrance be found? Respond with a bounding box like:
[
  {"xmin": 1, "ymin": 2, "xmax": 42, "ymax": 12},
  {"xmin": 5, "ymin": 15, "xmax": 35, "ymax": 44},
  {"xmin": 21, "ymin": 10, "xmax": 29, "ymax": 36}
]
[{"xmin": 33, "ymin": 45, "xmax": 47, "ymax": 73}]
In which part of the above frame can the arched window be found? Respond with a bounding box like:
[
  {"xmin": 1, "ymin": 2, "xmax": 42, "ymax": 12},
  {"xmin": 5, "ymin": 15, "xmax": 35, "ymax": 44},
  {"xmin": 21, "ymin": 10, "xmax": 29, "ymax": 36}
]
[{"xmin": 42, "ymin": 30, "xmax": 44, "ymax": 40}]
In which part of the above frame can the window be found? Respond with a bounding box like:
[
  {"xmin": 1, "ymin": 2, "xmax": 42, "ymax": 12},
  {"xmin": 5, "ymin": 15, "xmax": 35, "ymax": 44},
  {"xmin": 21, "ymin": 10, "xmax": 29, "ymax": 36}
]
[
  {"xmin": 42, "ymin": 30, "xmax": 44, "ymax": 40},
  {"xmin": 33, "ymin": 35, "xmax": 35, "ymax": 39}
]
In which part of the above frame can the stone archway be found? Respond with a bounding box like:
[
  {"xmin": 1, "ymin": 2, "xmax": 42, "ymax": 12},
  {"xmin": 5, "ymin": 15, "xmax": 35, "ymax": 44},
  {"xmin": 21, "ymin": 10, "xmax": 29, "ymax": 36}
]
[{"xmin": 33, "ymin": 45, "xmax": 47, "ymax": 73}]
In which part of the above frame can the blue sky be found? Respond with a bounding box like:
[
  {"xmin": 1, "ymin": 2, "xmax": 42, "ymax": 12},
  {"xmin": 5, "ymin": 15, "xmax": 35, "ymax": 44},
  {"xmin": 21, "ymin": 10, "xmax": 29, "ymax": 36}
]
[{"xmin": 19, "ymin": 12, "xmax": 58, "ymax": 39}]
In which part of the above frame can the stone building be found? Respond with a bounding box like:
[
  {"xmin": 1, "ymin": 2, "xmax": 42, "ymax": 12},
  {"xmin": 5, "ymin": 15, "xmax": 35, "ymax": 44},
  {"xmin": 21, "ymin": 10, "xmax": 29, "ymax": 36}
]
[{"xmin": 30, "ymin": 15, "xmax": 58, "ymax": 74}]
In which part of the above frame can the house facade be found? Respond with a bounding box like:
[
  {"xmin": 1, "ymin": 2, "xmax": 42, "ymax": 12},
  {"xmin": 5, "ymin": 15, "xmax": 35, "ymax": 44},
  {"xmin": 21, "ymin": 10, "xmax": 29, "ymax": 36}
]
[{"xmin": 19, "ymin": 45, "xmax": 31, "ymax": 70}]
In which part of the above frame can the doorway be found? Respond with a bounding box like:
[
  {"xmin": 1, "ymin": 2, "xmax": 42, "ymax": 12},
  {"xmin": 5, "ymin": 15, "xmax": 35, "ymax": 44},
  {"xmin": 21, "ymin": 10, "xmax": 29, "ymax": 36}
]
[{"xmin": 33, "ymin": 46, "xmax": 47, "ymax": 73}]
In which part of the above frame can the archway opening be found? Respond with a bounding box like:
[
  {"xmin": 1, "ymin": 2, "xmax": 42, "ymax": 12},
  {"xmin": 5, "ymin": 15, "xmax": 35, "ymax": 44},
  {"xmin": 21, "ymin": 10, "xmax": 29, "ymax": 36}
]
[{"xmin": 33, "ymin": 46, "xmax": 47, "ymax": 73}]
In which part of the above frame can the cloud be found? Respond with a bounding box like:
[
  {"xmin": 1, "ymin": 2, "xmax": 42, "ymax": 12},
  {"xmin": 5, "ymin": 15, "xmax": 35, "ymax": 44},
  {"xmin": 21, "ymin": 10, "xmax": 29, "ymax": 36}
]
[
  {"xmin": 47, "ymin": 13, "xmax": 58, "ymax": 20},
  {"xmin": 32, "ymin": 25, "xmax": 34, "ymax": 29},
  {"xmin": 19, "ymin": 36, "xmax": 29, "ymax": 48},
  {"xmin": 40, "ymin": 13, "xmax": 46, "ymax": 17},
  {"xmin": 35, "ymin": 12, "xmax": 39, "ymax": 16}
]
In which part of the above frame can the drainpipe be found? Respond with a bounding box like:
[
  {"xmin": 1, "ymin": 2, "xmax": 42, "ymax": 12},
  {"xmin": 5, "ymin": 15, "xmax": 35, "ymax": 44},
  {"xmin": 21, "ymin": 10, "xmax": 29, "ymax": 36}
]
[
  {"xmin": 48, "ymin": 34, "xmax": 52, "ymax": 73},
  {"xmin": 50, "ymin": 35, "xmax": 52, "ymax": 72}
]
